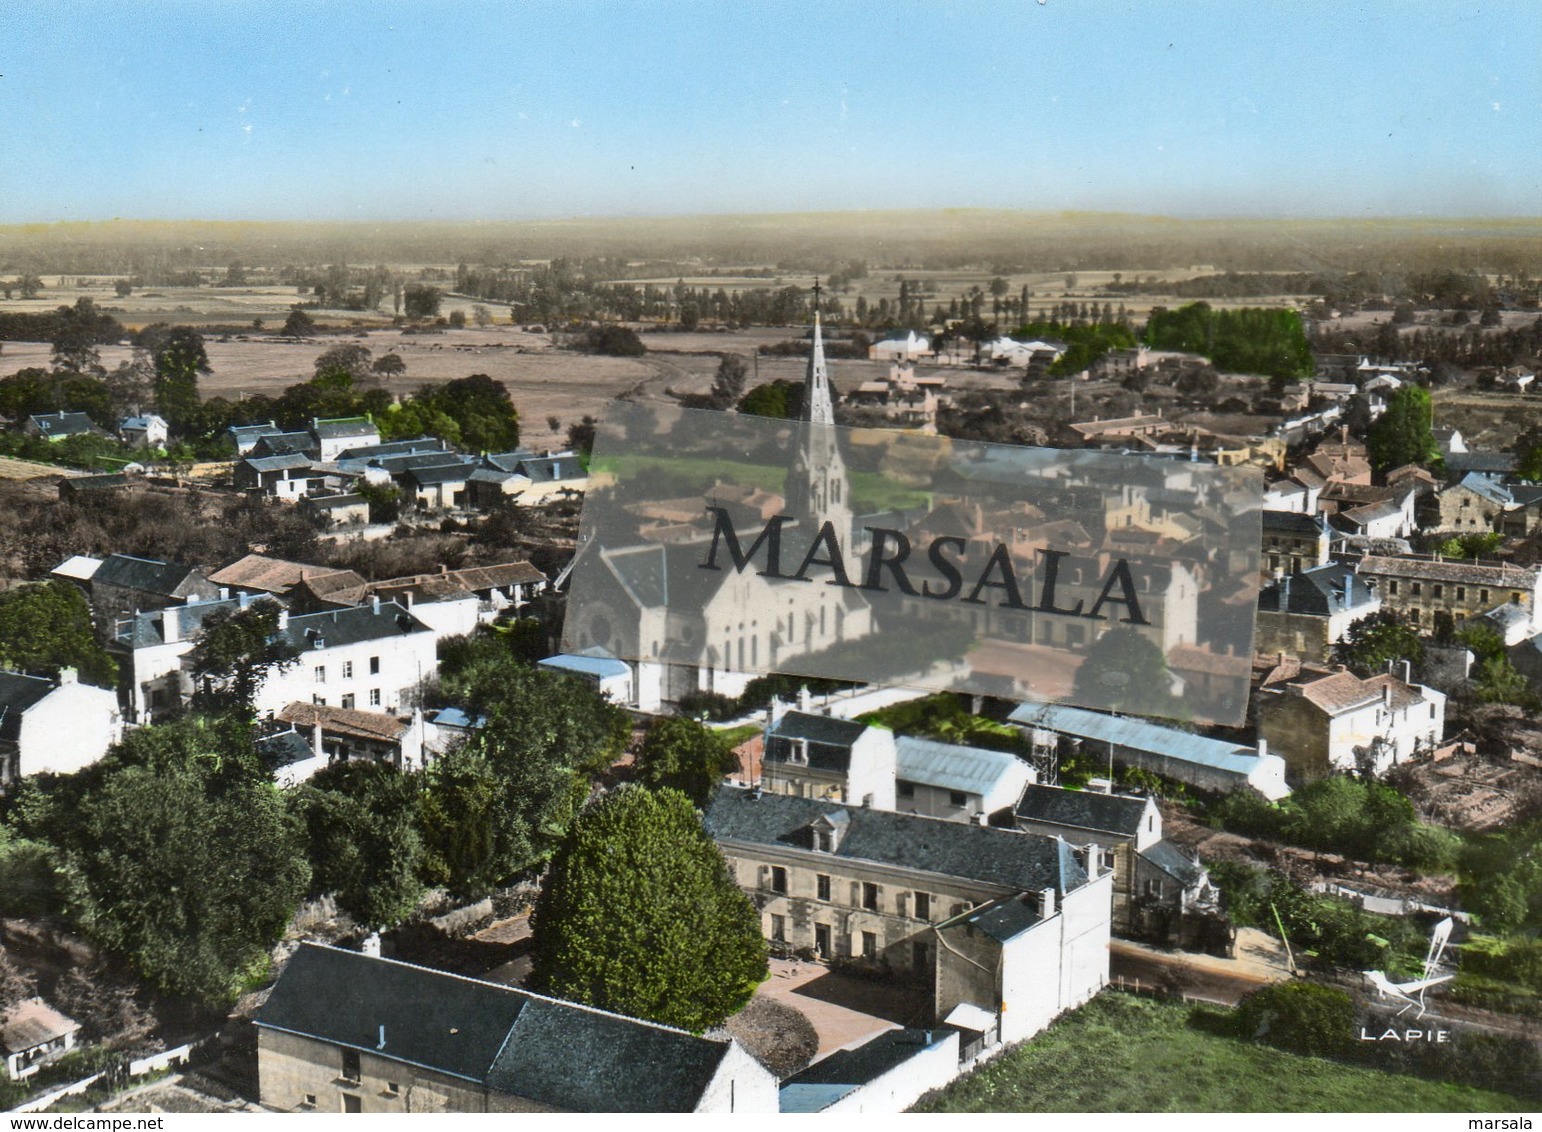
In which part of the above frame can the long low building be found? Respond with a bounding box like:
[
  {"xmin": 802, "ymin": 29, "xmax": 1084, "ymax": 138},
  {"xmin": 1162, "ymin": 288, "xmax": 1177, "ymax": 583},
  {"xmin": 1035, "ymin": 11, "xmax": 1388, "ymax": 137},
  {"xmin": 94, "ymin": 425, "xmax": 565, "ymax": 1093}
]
[
  {"xmin": 1007, "ymin": 702, "xmax": 1289, "ymax": 800},
  {"xmin": 255, "ymin": 944, "xmax": 777, "ymax": 1113}
]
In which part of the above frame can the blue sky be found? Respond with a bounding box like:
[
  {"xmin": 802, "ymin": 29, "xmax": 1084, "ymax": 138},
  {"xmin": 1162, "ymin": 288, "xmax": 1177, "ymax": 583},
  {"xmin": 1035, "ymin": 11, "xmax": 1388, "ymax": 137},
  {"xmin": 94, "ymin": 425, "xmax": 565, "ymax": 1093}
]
[{"xmin": 4, "ymin": 0, "xmax": 1538, "ymax": 222}]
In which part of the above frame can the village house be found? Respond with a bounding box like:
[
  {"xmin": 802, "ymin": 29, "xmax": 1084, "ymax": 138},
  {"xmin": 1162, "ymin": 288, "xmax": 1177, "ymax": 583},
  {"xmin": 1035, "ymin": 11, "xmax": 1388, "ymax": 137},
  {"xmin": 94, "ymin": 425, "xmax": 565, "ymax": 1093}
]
[
  {"xmin": 1353, "ymin": 554, "xmax": 1541, "ymax": 634},
  {"xmin": 234, "ymin": 452, "xmax": 328, "ymax": 500},
  {"xmin": 255, "ymin": 944, "xmax": 778, "ymax": 1113},
  {"xmin": 311, "ymin": 416, "xmax": 381, "ymax": 461},
  {"xmin": 1436, "ymin": 473, "xmax": 1542, "ymax": 537},
  {"xmin": 56, "ymin": 472, "xmax": 141, "ymax": 503},
  {"xmin": 226, "ymin": 421, "xmax": 284, "ymax": 455},
  {"xmin": 538, "ymin": 650, "xmax": 633, "ymax": 703},
  {"xmin": 1256, "ymin": 562, "xmax": 1381, "ymax": 665},
  {"xmin": 1256, "ymin": 666, "xmax": 1446, "ymax": 781},
  {"xmin": 118, "ymin": 413, "xmax": 168, "ymax": 448},
  {"xmin": 760, "ymin": 704, "xmax": 897, "ymax": 810},
  {"xmin": 475, "ymin": 450, "xmax": 589, "ymax": 505},
  {"xmin": 894, "ymin": 735, "xmax": 1035, "ymax": 823},
  {"xmin": 57, "ymin": 552, "xmax": 219, "ymax": 620},
  {"xmin": 868, "ymin": 331, "xmax": 933, "ymax": 363},
  {"xmin": 207, "ymin": 554, "xmax": 368, "ymax": 605},
  {"xmin": 111, "ymin": 594, "xmax": 250, "ymax": 722},
  {"xmin": 1261, "ymin": 510, "xmax": 1332, "ymax": 575},
  {"xmin": 0, "ymin": 669, "xmax": 122, "ymax": 785},
  {"xmin": 1, "ymin": 999, "xmax": 81, "ymax": 1082},
  {"xmin": 300, "ymin": 492, "xmax": 370, "ymax": 528},
  {"xmin": 274, "ymin": 700, "xmax": 428, "ymax": 771},
  {"xmin": 702, "ymin": 786, "xmax": 1111, "ymax": 1046},
  {"xmin": 1007, "ymin": 702, "xmax": 1290, "ymax": 800},
  {"xmin": 1010, "ymin": 783, "xmax": 1218, "ymax": 946},
  {"xmin": 23, "ymin": 411, "xmax": 97, "ymax": 442}
]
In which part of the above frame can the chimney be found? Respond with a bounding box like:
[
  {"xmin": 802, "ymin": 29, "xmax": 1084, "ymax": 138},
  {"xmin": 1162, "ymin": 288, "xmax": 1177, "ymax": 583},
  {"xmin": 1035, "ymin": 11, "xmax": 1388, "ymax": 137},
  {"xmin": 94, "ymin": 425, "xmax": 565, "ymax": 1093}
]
[
  {"xmin": 219, "ymin": 587, "xmax": 229, "ymax": 601},
  {"xmin": 311, "ymin": 721, "xmax": 324, "ymax": 759},
  {"xmin": 58, "ymin": 667, "xmax": 77, "ymax": 686},
  {"xmin": 1038, "ymin": 887, "xmax": 1056, "ymax": 919},
  {"xmin": 371, "ymin": 594, "xmax": 381, "ymax": 615},
  {"xmin": 404, "ymin": 591, "xmax": 414, "ymax": 610},
  {"xmin": 162, "ymin": 608, "xmax": 180, "ymax": 644},
  {"xmin": 239, "ymin": 591, "xmax": 252, "ymax": 610},
  {"xmin": 1084, "ymin": 843, "xmax": 1100, "ymax": 876},
  {"xmin": 361, "ymin": 932, "xmax": 381, "ymax": 958},
  {"xmin": 1382, "ymin": 682, "xmax": 1393, "ymax": 708},
  {"xmin": 277, "ymin": 609, "xmax": 289, "ymax": 631},
  {"xmin": 798, "ymin": 685, "xmax": 811, "ymax": 713},
  {"xmin": 1257, "ymin": 737, "xmax": 1268, "ymax": 758}
]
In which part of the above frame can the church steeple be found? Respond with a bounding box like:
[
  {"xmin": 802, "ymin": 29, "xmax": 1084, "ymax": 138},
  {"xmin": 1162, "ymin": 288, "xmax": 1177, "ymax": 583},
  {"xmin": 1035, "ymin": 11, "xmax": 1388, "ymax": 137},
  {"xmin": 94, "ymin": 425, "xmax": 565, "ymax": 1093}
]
[{"xmin": 803, "ymin": 278, "xmax": 834, "ymax": 425}]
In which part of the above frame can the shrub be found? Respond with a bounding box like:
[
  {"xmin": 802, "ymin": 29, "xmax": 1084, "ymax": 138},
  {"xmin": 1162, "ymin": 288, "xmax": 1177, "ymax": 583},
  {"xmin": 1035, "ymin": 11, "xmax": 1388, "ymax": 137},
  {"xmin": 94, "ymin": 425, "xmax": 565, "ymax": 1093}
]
[{"xmin": 1236, "ymin": 981, "xmax": 1354, "ymax": 1057}]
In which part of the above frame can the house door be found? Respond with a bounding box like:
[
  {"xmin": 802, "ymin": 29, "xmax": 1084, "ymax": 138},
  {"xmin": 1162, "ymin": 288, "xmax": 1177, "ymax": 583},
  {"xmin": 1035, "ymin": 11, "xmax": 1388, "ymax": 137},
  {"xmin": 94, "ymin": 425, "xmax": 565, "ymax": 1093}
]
[
  {"xmin": 341, "ymin": 1094, "xmax": 362, "ymax": 1113},
  {"xmin": 814, "ymin": 924, "xmax": 832, "ymax": 958}
]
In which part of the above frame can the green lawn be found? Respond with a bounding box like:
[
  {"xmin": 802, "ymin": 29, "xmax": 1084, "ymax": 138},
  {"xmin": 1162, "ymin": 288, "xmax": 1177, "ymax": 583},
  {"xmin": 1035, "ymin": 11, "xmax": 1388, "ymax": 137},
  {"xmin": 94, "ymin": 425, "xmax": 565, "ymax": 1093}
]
[{"xmin": 913, "ymin": 993, "xmax": 1527, "ymax": 1113}]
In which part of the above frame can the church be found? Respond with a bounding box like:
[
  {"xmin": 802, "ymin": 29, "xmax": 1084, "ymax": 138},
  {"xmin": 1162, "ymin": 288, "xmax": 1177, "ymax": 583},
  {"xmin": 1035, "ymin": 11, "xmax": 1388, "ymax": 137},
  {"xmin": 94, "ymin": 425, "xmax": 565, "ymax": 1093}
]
[{"xmin": 562, "ymin": 302, "xmax": 873, "ymax": 709}]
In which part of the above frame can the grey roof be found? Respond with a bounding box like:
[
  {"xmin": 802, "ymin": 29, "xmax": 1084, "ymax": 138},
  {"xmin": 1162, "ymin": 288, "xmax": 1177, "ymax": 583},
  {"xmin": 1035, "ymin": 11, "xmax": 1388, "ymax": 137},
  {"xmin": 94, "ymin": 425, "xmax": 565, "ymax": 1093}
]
[
  {"xmin": 1140, "ymin": 840, "xmax": 1208, "ymax": 887},
  {"xmin": 305, "ymin": 493, "xmax": 366, "ymax": 509},
  {"xmin": 92, "ymin": 554, "xmax": 203, "ymax": 597},
  {"xmin": 1014, "ymin": 783, "xmax": 1151, "ymax": 838},
  {"xmin": 765, "ymin": 711, "xmax": 871, "ymax": 774},
  {"xmin": 249, "ymin": 433, "xmax": 318, "ymax": 457},
  {"xmin": 369, "ymin": 452, "xmax": 471, "ymax": 475},
  {"xmin": 28, "ymin": 411, "xmax": 95, "ymax": 437},
  {"xmin": 1007, "ymin": 702, "xmax": 1264, "ymax": 776},
  {"xmin": 228, "ymin": 422, "xmax": 281, "ymax": 440},
  {"xmin": 940, "ymin": 891, "xmax": 1050, "ymax": 943},
  {"xmin": 243, "ymin": 453, "xmax": 315, "ymax": 474},
  {"xmin": 0, "ymin": 672, "xmax": 58, "ymax": 741},
  {"xmin": 779, "ymin": 1029, "xmax": 952, "ymax": 1113},
  {"xmin": 895, "ymin": 735, "xmax": 1026, "ymax": 797},
  {"xmin": 312, "ymin": 417, "xmax": 378, "ymax": 440},
  {"xmin": 405, "ymin": 462, "xmax": 473, "ymax": 487},
  {"xmin": 257, "ymin": 944, "xmax": 735, "ymax": 1112},
  {"xmin": 114, "ymin": 596, "xmax": 247, "ymax": 648},
  {"xmin": 1444, "ymin": 451, "xmax": 1516, "ymax": 476},
  {"xmin": 703, "ymin": 786, "xmax": 1089, "ymax": 894},
  {"xmin": 483, "ymin": 451, "xmax": 585, "ymax": 481},
  {"xmin": 281, "ymin": 602, "xmax": 431, "ymax": 650},
  {"xmin": 1258, "ymin": 562, "xmax": 1376, "ymax": 617},
  {"xmin": 255, "ymin": 729, "xmax": 315, "ymax": 771},
  {"xmin": 1452, "ymin": 472, "xmax": 1515, "ymax": 507},
  {"xmin": 1262, "ymin": 509, "xmax": 1330, "ymax": 537},
  {"xmin": 334, "ymin": 438, "xmax": 447, "ymax": 461}
]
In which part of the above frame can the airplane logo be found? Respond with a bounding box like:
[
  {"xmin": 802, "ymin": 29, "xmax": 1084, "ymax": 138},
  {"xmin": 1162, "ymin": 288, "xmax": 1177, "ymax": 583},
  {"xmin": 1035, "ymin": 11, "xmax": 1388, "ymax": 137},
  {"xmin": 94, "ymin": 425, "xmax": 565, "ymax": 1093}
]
[{"xmin": 1364, "ymin": 916, "xmax": 1454, "ymax": 1020}]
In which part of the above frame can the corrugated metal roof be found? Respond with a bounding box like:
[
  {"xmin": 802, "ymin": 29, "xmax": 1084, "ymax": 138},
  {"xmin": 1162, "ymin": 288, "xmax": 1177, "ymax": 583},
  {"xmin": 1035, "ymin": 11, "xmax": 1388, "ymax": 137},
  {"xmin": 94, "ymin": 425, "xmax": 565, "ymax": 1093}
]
[
  {"xmin": 1007, "ymin": 702, "xmax": 1262, "ymax": 774},
  {"xmin": 895, "ymin": 735, "xmax": 1026, "ymax": 796}
]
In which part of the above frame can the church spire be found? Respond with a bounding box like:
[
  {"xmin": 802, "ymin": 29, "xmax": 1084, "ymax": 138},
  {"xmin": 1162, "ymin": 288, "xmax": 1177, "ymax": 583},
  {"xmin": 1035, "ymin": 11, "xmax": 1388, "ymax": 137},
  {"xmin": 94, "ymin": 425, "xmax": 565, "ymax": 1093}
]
[{"xmin": 803, "ymin": 278, "xmax": 834, "ymax": 425}]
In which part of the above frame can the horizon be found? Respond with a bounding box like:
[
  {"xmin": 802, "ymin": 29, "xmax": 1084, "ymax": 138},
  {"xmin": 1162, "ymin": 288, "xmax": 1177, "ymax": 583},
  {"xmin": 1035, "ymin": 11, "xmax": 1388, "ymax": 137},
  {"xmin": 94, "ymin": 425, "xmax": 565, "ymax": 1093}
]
[{"xmin": 6, "ymin": 1, "xmax": 1539, "ymax": 226}]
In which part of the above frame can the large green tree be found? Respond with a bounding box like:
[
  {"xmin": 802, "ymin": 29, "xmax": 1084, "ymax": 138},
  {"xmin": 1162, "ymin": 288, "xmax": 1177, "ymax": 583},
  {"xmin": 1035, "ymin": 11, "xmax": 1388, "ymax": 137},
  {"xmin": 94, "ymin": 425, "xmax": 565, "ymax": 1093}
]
[
  {"xmin": 1367, "ymin": 384, "xmax": 1440, "ymax": 473},
  {"xmin": 0, "ymin": 580, "xmax": 116, "ymax": 686},
  {"xmin": 66, "ymin": 761, "xmax": 308, "ymax": 1004},
  {"xmin": 151, "ymin": 326, "xmax": 211, "ymax": 427},
  {"xmin": 289, "ymin": 761, "xmax": 425, "ymax": 928},
  {"xmin": 529, "ymin": 787, "xmax": 766, "ymax": 1032},
  {"xmin": 186, "ymin": 603, "xmax": 301, "ymax": 720},
  {"xmin": 634, "ymin": 717, "xmax": 738, "ymax": 806},
  {"xmin": 1335, "ymin": 610, "xmax": 1425, "ymax": 677}
]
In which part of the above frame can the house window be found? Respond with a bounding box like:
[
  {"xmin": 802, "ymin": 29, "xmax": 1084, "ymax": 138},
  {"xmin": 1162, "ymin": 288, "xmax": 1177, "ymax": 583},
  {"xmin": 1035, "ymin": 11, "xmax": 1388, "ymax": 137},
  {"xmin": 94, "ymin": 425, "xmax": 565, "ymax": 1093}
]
[
  {"xmin": 369, "ymin": 689, "xmax": 381, "ymax": 707},
  {"xmin": 1434, "ymin": 584, "xmax": 1444, "ymax": 598},
  {"xmin": 386, "ymin": 1083, "xmax": 400, "ymax": 1096},
  {"xmin": 1482, "ymin": 589, "xmax": 1490, "ymax": 603},
  {"xmin": 770, "ymin": 914, "xmax": 786, "ymax": 941},
  {"xmin": 816, "ymin": 874, "xmax": 831, "ymax": 901},
  {"xmin": 813, "ymin": 828, "xmax": 832, "ymax": 852},
  {"xmin": 861, "ymin": 931, "xmax": 878, "ymax": 958},
  {"xmin": 769, "ymin": 866, "xmax": 788, "ymax": 894},
  {"xmin": 342, "ymin": 661, "xmax": 354, "ymax": 679},
  {"xmin": 898, "ymin": 781, "xmax": 915, "ymax": 798},
  {"xmin": 303, "ymin": 1094, "xmax": 317, "ymax": 1108},
  {"xmin": 1514, "ymin": 592, "xmax": 1523, "ymax": 604},
  {"xmin": 948, "ymin": 790, "xmax": 968, "ymax": 808},
  {"xmin": 312, "ymin": 695, "xmax": 326, "ymax": 706},
  {"xmin": 1457, "ymin": 587, "xmax": 1466, "ymax": 601},
  {"xmin": 340, "ymin": 1047, "xmax": 360, "ymax": 1084},
  {"xmin": 1143, "ymin": 880, "xmax": 1162, "ymax": 899},
  {"xmin": 369, "ymin": 656, "xmax": 381, "ymax": 674},
  {"xmin": 342, "ymin": 1094, "xmax": 362, "ymax": 1114},
  {"xmin": 1389, "ymin": 580, "xmax": 1399, "ymax": 595},
  {"xmin": 862, "ymin": 882, "xmax": 880, "ymax": 911},
  {"xmin": 341, "ymin": 694, "xmax": 355, "ymax": 710},
  {"xmin": 314, "ymin": 665, "xmax": 327, "ymax": 683},
  {"xmin": 914, "ymin": 892, "xmax": 930, "ymax": 920},
  {"xmin": 1412, "ymin": 582, "xmax": 1422, "ymax": 596}
]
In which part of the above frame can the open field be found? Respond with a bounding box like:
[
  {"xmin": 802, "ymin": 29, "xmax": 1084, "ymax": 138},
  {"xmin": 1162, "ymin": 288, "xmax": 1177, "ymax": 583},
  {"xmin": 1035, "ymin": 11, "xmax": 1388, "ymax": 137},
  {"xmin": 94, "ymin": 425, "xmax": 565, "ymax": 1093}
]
[{"xmin": 912, "ymin": 992, "xmax": 1529, "ymax": 1113}]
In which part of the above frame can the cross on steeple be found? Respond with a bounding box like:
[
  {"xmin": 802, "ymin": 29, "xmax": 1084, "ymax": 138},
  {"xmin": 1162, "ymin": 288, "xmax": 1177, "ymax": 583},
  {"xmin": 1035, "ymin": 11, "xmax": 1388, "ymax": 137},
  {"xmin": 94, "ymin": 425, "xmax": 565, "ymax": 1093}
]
[{"xmin": 812, "ymin": 276, "xmax": 821, "ymax": 310}]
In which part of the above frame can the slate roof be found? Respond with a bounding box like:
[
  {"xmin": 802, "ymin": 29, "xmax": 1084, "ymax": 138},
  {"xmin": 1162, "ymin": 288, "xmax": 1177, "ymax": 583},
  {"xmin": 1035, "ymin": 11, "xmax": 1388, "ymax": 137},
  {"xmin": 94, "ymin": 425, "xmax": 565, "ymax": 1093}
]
[
  {"xmin": 940, "ymin": 891, "xmax": 1049, "ymax": 943},
  {"xmin": 895, "ymin": 735, "xmax": 1026, "ymax": 797},
  {"xmin": 1140, "ymin": 840, "xmax": 1207, "ymax": 887},
  {"xmin": 334, "ymin": 438, "xmax": 448, "ymax": 461},
  {"xmin": 1007, "ymin": 702, "xmax": 1264, "ymax": 776},
  {"xmin": 703, "ymin": 786, "xmax": 1089, "ymax": 894},
  {"xmin": 27, "ymin": 412, "xmax": 95, "ymax": 438},
  {"xmin": 1444, "ymin": 451, "xmax": 1517, "ymax": 476},
  {"xmin": 305, "ymin": 492, "xmax": 366, "ymax": 510},
  {"xmin": 1357, "ymin": 554, "xmax": 1537, "ymax": 588},
  {"xmin": 113, "ymin": 596, "xmax": 249, "ymax": 648},
  {"xmin": 257, "ymin": 944, "xmax": 738, "ymax": 1112},
  {"xmin": 764, "ymin": 711, "xmax": 871, "ymax": 774},
  {"xmin": 92, "ymin": 554, "xmax": 203, "ymax": 597},
  {"xmin": 311, "ymin": 417, "xmax": 378, "ymax": 440},
  {"xmin": 1450, "ymin": 472, "xmax": 1514, "ymax": 507},
  {"xmin": 0, "ymin": 672, "xmax": 59, "ymax": 742},
  {"xmin": 779, "ymin": 1029, "xmax": 952, "ymax": 1113},
  {"xmin": 281, "ymin": 602, "xmax": 431, "ymax": 651},
  {"xmin": 249, "ymin": 433, "xmax": 318, "ymax": 458},
  {"xmin": 255, "ymin": 728, "xmax": 315, "ymax": 771},
  {"xmin": 243, "ymin": 453, "xmax": 316, "ymax": 474},
  {"xmin": 1258, "ymin": 562, "xmax": 1376, "ymax": 617},
  {"xmin": 405, "ymin": 462, "xmax": 474, "ymax": 487},
  {"xmin": 1013, "ymin": 783, "xmax": 1151, "ymax": 838},
  {"xmin": 60, "ymin": 473, "xmax": 130, "ymax": 492}
]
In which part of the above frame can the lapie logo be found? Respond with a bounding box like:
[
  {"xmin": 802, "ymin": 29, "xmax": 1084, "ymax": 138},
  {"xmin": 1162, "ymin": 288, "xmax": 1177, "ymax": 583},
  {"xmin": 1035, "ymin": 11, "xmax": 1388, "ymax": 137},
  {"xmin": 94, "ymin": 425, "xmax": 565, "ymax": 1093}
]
[{"xmin": 1361, "ymin": 916, "xmax": 1454, "ymax": 1033}]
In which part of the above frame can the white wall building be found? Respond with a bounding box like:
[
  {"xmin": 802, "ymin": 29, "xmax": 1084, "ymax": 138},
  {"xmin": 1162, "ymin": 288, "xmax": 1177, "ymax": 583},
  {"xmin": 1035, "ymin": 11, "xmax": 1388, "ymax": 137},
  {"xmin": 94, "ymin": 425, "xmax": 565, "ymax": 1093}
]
[{"xmin": 0, "ymin": 669, "xmax": 122, "ymax": 784}]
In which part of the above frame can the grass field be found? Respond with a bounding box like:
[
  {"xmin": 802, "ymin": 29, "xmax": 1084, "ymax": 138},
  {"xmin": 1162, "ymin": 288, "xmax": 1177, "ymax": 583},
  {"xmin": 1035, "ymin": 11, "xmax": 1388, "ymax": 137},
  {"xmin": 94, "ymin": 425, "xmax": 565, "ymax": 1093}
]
[{"xmin": 912, "ymin": 993, "xmax": 1527, "ymax": 1113}]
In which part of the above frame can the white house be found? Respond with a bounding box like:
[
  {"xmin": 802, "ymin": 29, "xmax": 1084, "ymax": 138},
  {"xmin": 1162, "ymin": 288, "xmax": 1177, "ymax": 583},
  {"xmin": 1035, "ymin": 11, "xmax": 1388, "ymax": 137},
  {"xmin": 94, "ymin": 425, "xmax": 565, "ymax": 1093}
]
[
  {"xmin": 250, "ymin": 599, "xmax": 438, "ymax": 718},
  {"xmin": 312, "ymin": 417, "xmax": 381, "ymax": 462},
  {"xmin": 0, "ymin": 669, "xmax": 122, "ymax": 784},
  {"xmin": 894, "ymin": 734, "xmax": 1035, "ymax": 822},
  {"xmin": 869, "ymin": 331, "xmax": 933, "ymax": 363},
  {"xmin": 538, "ymin": 651, "xmax": 634, "ymax": 704},
  {"xmin": 2, "ymin": 999, "xmax": 80, "ymax": 1081},
  {"xmin": 1257, "ymin": 667, "xmax": 1446, "ymax": 781},
  {"xmin": 119, "ymin": 414, "xmax": 169, "ymax": 449}
]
